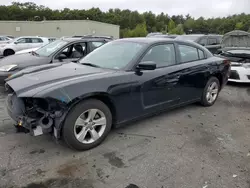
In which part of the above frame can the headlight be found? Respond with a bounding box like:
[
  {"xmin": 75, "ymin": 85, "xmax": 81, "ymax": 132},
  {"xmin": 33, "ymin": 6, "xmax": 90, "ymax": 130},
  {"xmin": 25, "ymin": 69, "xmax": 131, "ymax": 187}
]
[{"xmin": 0, "ymin": 64, "xmax": 18, "ymax": 72}]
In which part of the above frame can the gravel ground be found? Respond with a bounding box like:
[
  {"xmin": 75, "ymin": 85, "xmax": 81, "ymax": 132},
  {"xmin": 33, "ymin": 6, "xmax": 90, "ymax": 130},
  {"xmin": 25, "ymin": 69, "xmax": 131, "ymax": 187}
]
[{"xmin": 0, "ymin": 84, "xmax": 249, "ymax": 188}]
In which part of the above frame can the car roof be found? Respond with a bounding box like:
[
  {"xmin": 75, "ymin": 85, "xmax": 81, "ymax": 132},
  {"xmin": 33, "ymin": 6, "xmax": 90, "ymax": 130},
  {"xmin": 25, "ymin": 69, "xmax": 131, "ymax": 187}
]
[
  {"xmin": 118, "ymin": 37, "xmax": 175, "ymax": 44},
  {"xmin": 62, "ymin": 37, "xmax": 110, "ymax": 42},
  {"xmin": 117, "ymin": 37, "xmax": 199, "ymax": 46}
]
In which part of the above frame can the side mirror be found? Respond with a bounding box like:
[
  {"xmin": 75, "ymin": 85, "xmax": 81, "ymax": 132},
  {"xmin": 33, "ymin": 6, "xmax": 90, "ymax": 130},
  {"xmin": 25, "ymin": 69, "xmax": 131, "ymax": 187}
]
[
  {"xmin": 136, "ymin": 61, "xmax": 156, "ymax": 71},
  {"xmin": 58, "ymin": 54, "xmax": 67, "ymax": 60},
  {"xmin": 14, "ymin": 41, "xmax": 18, "ymax": 44}
]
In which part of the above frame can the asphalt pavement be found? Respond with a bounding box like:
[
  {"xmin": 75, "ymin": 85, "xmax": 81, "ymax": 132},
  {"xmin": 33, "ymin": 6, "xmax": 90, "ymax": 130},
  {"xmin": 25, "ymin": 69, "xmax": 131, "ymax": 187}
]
[{"xmin": 0, "ymin": 84, "xmax": 249, "ymax": 188}]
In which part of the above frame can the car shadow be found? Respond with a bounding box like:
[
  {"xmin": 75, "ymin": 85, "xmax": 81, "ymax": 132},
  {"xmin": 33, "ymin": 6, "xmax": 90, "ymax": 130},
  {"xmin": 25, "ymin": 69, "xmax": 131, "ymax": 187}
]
[{"xmin": 227, "ymin": 82, "xmax": 250, "ymax": 88}]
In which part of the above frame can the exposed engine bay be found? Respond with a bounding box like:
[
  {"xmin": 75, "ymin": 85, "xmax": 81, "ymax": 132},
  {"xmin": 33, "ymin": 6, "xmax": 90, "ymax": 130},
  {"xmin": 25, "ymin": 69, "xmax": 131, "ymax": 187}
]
[
  {"xmin": 5, "ymin": 86, "xmax": 67, "ymax": 138},
  {"xmin": 219, "ymin": 50, "xmax": 250, "ymax": 82}
]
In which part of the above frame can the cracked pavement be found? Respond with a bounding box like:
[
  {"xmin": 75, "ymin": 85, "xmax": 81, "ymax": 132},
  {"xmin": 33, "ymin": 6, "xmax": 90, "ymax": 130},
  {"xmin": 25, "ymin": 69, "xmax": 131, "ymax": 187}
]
[{"xmin": 0, "ymin": 84, "xmax": 249, "ymax": 188}]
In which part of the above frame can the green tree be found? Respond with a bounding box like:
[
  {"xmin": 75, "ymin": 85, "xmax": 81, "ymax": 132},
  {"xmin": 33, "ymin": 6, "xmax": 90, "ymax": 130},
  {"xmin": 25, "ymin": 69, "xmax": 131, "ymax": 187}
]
[
  {"xmin": 167, "ymin": 19, "xmax": 176, "ymax": 32},
  {"xmin": 235, "ymin": 22, "xmax": 244, "ymax": 30},
  {"xmin": 169, "ymin": 24, "xmax": 185, "ymax": 34}
]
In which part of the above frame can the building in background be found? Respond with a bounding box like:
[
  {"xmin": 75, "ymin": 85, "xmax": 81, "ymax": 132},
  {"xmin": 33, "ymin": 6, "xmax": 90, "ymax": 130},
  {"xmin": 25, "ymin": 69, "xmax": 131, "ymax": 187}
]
[{"xmin": 0, "ymin": 20, "xmax": 120, "ymax": 39}]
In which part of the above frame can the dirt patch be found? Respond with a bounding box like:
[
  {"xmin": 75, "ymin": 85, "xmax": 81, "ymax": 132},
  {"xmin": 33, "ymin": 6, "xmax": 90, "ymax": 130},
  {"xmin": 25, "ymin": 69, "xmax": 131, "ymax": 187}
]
[
  {"xmin": 29, "ymin": 149, "xmax": 45, "ymax": 155},
  {"xmin": 103, "ymin": 151, "xmax": 125, "ymax": 168},
  {"xmin": 21, "ymin": 178, "xmax": 94, "ymax": 188},
  {"xmin": 57, "ymin": 163, "xmax": 79, "ymax": 177}
]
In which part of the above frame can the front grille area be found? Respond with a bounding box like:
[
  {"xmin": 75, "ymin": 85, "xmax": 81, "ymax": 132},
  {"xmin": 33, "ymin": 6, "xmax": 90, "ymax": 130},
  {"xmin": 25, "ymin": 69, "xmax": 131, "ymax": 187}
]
[{"xmin": 229, "ymin": 70, "xmax": 240, "ymax": 80}]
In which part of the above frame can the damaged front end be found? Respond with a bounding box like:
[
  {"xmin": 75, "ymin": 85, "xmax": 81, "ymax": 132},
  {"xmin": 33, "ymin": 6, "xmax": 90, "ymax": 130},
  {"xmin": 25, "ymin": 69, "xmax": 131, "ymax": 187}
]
[{"xmin": 6, "ymin": 87, "xmax": 67, "ymax": 138}]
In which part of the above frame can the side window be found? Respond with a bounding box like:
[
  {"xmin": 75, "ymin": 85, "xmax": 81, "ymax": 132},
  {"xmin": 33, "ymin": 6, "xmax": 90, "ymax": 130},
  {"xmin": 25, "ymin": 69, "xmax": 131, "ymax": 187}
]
[
  {"xmin": 208, "ymin": 38, "xmax": 217, "ymax": 45},
  {"xmin": 32, "ymin": 38, "xmax": 43, "ymax": 43},
  {"xmin": 17, "ymin": 38, "xmax": 32, "ymax": 43},
  {"xmin": 0, "ymin": 37, "xmax": 3, "ymax": 41},
  {"xmin": 198, "ymin": 49, "xmax": 205, "ymax": 59},
  {"xmin": 199, "ymin": 38, "xmax": 207, "ymax": 46},
  {"xmin": 56, "ymin": 43, "xmax": 87, "ymax": 59},
  {"xmin": 179, "ymin": 45, "xmax": 199, "ymax": 63},
  {"xmin": 217, "ymin": 36, "xmax": 222, "ymax": 44},
  {"xmin": 90, "ymin": 41, "xmax": 105, "ymax": 50},
  {"xmin": 141, "ymin": 44, "xmax": 176, "ymax": 68}
]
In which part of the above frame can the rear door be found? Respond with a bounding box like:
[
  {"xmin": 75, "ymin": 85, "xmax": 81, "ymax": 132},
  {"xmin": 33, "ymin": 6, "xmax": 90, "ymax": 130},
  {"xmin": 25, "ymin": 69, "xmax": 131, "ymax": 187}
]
[
  {"xmin": 31, "ymin": 38, "xmax": 44, "ymax": 48},
  {"xmin": 175, "ymin": 42, "xmax": 209, "ymax": 102}
]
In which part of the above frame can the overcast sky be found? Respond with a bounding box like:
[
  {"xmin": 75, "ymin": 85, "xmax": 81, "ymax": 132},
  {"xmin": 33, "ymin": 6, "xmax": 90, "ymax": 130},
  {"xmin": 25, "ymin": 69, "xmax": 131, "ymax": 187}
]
[{"xmin": 2, "ymin": 0, "xmax": 250, "ymax": 18}]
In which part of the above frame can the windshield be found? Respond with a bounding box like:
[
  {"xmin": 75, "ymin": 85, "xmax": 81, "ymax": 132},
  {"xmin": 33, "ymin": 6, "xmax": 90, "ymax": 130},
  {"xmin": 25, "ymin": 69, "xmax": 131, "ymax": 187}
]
[
  {"xmin": 79, "ymin": 41, "xmax": 145, "ymax": 69},
  {"xmin": 36, "ymin": 40, "xmax": 68, "ymax": 56},
  {"xmin": 176, "ymin": 35, "xmax": 201, "ymax": 41}
]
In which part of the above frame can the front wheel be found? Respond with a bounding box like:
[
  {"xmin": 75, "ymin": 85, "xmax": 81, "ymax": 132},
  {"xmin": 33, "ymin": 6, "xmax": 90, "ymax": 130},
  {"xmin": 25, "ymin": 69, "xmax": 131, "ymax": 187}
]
[
  {"xmin": 63, "ymin": 99, "xmax": 112, "ymax": 151},
  {"xmin": 3, "ymin": 49, "xmax": 15, "ymax": 56},
  {"xmin": 201, "ymin": 77, "xmax": 220, "ymax": 106}
]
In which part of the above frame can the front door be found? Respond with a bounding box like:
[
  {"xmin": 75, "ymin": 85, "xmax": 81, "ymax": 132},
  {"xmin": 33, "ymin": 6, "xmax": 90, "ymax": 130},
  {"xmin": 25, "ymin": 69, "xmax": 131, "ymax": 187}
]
[
  {"xmin": 138, "ymin": 43, "xmax": 181, "ymax": 113},
  {"xmin": 53, "ymin": 42, "xmax": 87, "ymax": 63},
  {"xmin": 15, "ymin": 38, "xmax": 32, "ymax": 51}
]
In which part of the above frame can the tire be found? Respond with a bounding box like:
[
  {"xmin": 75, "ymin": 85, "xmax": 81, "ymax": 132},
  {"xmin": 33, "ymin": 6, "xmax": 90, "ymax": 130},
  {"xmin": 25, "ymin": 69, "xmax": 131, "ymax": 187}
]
[
  {"xmin": 3, "ymin": 49, "xmax": 15, "ymax": 56},
  {"xmin": 63, "ymin": 99, "xmax": 112, "ymax": 151},
  {"xmin": 201, "ymin": 77, "xmax": 220, "ymax": 107}
]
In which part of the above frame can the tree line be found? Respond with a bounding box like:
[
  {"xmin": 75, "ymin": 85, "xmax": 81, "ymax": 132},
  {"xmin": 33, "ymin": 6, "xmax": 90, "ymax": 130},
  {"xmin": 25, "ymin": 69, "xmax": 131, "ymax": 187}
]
[{"xmin": 0, "ymin": 2, "xmax": 250, "ymax": 37}]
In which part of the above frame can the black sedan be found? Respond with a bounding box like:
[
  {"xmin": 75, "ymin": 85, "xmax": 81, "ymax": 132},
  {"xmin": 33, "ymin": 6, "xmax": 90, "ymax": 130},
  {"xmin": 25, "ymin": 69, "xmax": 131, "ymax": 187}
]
[
  {"xmin": 0, "ymin": 37, "xmax": 110, "ymax": 85},
  {"xmin": 5, "ymin": 38, "xmax": 230, "ymax": 150}
]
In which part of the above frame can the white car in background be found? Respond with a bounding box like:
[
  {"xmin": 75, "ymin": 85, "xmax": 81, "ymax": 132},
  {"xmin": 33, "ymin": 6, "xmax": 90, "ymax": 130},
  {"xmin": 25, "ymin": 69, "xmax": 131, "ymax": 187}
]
[
  {"xmin": 15, "ymin": 37, "xmax": 58, "ymax": 54},
  {"xmin": 0, "ymin": 36, "xmax": 13, "ymax": 44},
  {"xmin": 0, "ymin": 36, "xmax": 49, "ymax": 56},
  {"xmin": 218, "ymin": 30, "xmax": 250, "ymax": 83}
]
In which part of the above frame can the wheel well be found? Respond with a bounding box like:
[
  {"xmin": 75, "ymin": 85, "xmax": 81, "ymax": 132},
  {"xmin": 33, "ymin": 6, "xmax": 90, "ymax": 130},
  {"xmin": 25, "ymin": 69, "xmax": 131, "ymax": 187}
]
[
  {"xmin": 4, "ymin": 49, "xmax": 15, "ymax": 55},
  {"xmin": 213, "ymin": 73, "xmax": 223, "ymax": 89},
  {"xmin": 70, "ymin": 94, "xmax": 117, "ymax": 125}
]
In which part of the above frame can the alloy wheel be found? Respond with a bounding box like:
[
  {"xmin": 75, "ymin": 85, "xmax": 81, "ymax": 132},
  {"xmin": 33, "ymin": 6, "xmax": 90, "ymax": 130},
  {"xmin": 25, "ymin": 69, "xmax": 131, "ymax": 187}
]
[
  {"xmin": 74, "ymin": 109, "xmax": 107, "ymax": 144},
  {"xmin": 206, "ymin": 82, "xmax": 219, "ymax": 103}
]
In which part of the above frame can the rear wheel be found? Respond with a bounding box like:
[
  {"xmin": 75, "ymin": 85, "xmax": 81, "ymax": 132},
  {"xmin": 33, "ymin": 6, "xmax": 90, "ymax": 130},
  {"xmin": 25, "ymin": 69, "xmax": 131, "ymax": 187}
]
[
  {"xmin": 63, "ymin": 99, "xmax": 112, "ymax": 151},
  {"xmin": 3, "ymin": 49, "xmax": 15, "ymax": 56},
  {"xmin": 201, "ymin": 77, "xmax": 220, "ymax": 106}
]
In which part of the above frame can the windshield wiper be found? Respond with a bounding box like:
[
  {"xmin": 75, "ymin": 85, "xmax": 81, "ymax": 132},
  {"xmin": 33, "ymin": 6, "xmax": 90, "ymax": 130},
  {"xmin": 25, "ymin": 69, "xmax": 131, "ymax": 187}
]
[{"xmin": 81, "ymin": 63, "xmax": 100, "ymax": 68}]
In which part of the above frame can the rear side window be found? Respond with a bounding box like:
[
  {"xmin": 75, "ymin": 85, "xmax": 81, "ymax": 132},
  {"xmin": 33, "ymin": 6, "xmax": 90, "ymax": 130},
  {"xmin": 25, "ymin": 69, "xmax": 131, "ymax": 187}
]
[
  {"xmin": 179, "ymin": 45, "xmax": 199, "ymax": 63},
  {"xmin": 90, "ymin": 41, "xmax": 105, "ymax": 50},
  {"xmin": 199, "ymin": 38, "xmax": 207, "ymax": 46},
  {"xmin": 208, "ymin": 38, "xmax": 217, "ymax": 45},
  {"xmin": 32, "ymin": 38, "xmax": 43, "ymax": 43}
]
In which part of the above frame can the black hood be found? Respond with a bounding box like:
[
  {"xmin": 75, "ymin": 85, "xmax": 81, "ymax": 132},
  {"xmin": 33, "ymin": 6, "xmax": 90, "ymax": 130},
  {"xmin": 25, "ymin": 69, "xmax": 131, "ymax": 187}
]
[
  {"xmin": 0, "ymin": 53, "xmax": 50, "ymax": 68},
  {"xmin": 6, "ymin": 62, "xmax": 114, "ymax": 96}
]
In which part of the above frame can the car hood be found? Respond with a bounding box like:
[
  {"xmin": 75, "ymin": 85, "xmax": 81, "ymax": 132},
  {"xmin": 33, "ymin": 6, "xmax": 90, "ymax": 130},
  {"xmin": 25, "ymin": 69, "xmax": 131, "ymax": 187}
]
[
  {"xmin": 6, "ymin": 62, "xmax": 114, "ymax": 96},
  {"xmin": 221, "ymin": 30, "xmax": 250, "ymax": 50},
  {"xmin": 0, "ymin": 53, "xmax": 50, "ymax": 68}
]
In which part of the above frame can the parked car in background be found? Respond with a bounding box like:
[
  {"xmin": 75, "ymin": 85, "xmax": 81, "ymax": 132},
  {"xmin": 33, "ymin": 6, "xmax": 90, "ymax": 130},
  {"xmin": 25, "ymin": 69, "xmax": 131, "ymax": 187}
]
[
  {"xmin": 218, "ymin": 30, "xmax": 250, "ymax": 83},
  {"xmin": 147, "ymin": 34, "xmax": 178, "ymax": 39},
  {"xmin": 176, "ymin": 34, "xmax": 222, "ymax": 54},
  {"xmin": 0, "ymin": 36, "xmax": 13, "ymax": 44},
  {"xmin": 0, "ymin": 37, "xmax": 111, "ymax": 85},
  {"xmin": 5, "ymin": 38, "xmax": 230, "ymax": 150},
  {"xmin": 0, "ymin": 36, "xmax": 49, "ymax": 57},
  {"xmin": 15, "ymin": 38, "xmax": 58, "ymax": 55}
]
